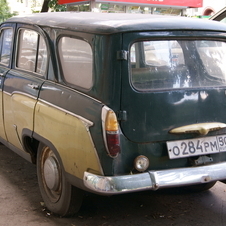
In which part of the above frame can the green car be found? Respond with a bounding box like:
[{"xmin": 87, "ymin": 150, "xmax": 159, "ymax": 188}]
[{"xmin": 1, "ymin": 12, "xmax": 226, "ymax": 216}]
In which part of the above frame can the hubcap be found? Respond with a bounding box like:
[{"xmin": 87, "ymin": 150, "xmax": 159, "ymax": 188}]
[
  {"xmin": 44, "ymin": 156, "xmax": 60, "ymax": 191},
  {"xmin": 40, "ymin": 146, "xmax": 62, "ymax": 203}
]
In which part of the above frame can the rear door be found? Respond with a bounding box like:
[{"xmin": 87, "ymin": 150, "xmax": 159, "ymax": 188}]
[
  {"xmin": 3, "ymin": 24, "xmax": 48, "ymax": 150},
  {"xmin": 120, "ymin": 31, "xmax": 226, "ymax": 147}
]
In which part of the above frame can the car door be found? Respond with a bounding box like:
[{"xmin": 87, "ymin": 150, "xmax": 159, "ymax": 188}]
[
  {"xmin": 0, "ymin": 24, "xmax": 15, "ymax": 142},
  {"xmin": 3, "ymin": 24, "xmax": 48, "ymax": 150}
]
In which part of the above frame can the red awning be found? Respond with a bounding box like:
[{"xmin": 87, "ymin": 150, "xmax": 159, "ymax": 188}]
[
  {"xmin": 58, "ymin": 0, "xmax": 203, "ymax": 8},
  {"xmin": 58, "ymin": 0, "xmax": 86, "ymax": 4}
]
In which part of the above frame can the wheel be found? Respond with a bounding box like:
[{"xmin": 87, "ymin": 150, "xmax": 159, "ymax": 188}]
[
  {"xmin": 37, "ymin": 143, "xmax": 84, "ymax": 216},
  {"xmin": 183, "ymin": 181, "xmax": 216, "ymax": 192}
]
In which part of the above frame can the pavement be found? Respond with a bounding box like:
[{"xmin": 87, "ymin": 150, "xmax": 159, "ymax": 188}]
[{"xmin": 1, "ymin": 144, "xmax": 226, "ymax": 226}]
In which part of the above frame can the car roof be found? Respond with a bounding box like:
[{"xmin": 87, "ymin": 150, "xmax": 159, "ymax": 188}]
[{"xmin": 5, "ymin": 12, "xmax": 226, "ymax": 34}]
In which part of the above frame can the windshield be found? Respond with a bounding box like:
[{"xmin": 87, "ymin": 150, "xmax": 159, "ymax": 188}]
[{"xmin": 130, "ymin": 40, "xmax": 226, "ymax": 91}]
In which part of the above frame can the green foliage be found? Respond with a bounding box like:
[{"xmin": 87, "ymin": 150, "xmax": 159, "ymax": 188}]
[
  {"xmin": 0, "ymin": 0, "xmax": 16, "ymax": 22},
  {"xmin": 48, "ymin": 0, "xmax": 67, "ymax": 12},
  {"xmin": 31, "ymin": 0, "xmax": 43, "ymax": 13}
]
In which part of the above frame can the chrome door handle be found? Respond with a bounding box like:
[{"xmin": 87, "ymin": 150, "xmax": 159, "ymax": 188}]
[{"xmin": 27, "ymin": 84, "xmax": 39, "ymax": 90}]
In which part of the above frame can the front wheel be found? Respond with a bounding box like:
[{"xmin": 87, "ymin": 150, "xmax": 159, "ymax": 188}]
[{"xmin": 37, "ymin": 143, "xmax": 84, "ymax": 216}]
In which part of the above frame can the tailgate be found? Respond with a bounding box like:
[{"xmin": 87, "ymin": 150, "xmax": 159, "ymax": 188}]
[{"xmin": 120, "ymin": 34, "xmax": 226, "ymax": 143}]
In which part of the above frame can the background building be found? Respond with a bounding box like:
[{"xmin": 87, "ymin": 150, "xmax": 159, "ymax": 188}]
[
  {"xmin": 59, "ymin": 0, "xmax": 202, "ymax": 15},
  {"xmin": 187, "ymin": 0, "xmax": 226, "ymax": 17},
  {"xmin": 7, "ymin": 0, "xmax": 43, "ymax": 14},
  {"xmin": 58, "ymin": 0, "xmax": 226, "ymax": 17},
  {"xmin": 6, "ymin": 0, "xmax": 226, "ymax": 17}
]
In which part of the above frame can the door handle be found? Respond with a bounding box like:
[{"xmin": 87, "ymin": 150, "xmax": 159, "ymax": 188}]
[{"xmin": 27, "ymin": 84, "xmax": 39, "ymax": 90}]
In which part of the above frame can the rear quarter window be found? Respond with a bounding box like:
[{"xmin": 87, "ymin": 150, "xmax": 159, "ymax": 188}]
[{"xmin": 58, "ymin": 37, "xmax": 93, "ymax": 89}]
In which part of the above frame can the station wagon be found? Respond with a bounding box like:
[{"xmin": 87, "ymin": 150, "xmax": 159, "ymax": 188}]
[{"xmin": 1, "ymin": 12, "xmax": 226, "ymax": 216}]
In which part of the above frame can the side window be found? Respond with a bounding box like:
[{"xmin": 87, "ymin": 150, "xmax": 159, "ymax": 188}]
[
  {"xmin": 58, "ymin": 37, "xmax": 93, "ymax": 89},
  {"xmin": 16, "ymin": 29, "xmax": 48, "ymax": 75},
  {"xmin": 0, "ymin": 28, "xmax": 13, "ymax": 65}
]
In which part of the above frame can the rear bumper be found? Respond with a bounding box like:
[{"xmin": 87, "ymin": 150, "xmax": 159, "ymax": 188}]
[{"xmin": 84, "ymin": 162, "xmax": 226, "ymax": 195}]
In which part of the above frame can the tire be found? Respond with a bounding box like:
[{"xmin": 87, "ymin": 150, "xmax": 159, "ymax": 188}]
[
  {"xmin": 37, "ymin": 143, "xmax": 84, "ymax": 216},
  {"xmin": 183, "ymin": 181, "xmax": 216, "ymax": 192}
]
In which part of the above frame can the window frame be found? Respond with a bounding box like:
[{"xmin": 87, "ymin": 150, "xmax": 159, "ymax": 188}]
[
  {"xmin": 57, "ymin": 34, "xmax": 94, "ymax": 90},
  {"xmin": 0, "ymin": 27, "xmax": 14, "ymax": 67},
  {"xmin": 15, "ymin": 27, "xmax": 48, "ymax": 77},
  {"xmin": 129, "ymin": 38, "xmax": 226, "ymax": 92}
]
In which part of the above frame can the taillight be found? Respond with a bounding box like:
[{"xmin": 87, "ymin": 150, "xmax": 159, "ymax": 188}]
[{"xmin": 102, "ymin": 107, "xmax": 120, "ymax": 157}]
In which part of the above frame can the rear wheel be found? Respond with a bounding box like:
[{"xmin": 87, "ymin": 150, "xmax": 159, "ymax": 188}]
[
  {"xmin": 37, "ymin": 143, "xmax": 83, "ymax": 216},
  {"xmin": 183, "ymin": 181, "xmax": 216, "ymax": 192}
]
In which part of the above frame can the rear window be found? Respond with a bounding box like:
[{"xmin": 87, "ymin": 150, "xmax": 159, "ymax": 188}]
[{"xmin": 130, "ymin": 40, "xmax": 226, "ymax": 91}]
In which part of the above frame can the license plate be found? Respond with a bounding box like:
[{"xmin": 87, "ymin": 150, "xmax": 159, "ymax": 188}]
[{"xmin": 167, "ymin": 135, "xmax": 226, "ymax": 159}]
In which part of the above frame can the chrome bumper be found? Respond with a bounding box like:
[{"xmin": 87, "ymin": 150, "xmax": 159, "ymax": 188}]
[{"xmin": 84, "ymin": 162, "xmax": 226, "ymax": 195}]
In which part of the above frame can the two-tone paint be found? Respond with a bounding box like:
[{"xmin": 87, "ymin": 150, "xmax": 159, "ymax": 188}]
[{"xmin": 1, "ymin": 13, "xmax": 226, "ymax": 214}]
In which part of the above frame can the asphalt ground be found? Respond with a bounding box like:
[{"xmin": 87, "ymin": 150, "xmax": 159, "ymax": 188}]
[{"xmin": 1, "ymin": 144, "xmax": 226, "ymax": 226}]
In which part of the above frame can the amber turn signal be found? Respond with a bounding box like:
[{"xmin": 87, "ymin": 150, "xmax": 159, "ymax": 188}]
[{"xmin": 104, "ymin": 109, "xmax": 120, "ymax": 157}]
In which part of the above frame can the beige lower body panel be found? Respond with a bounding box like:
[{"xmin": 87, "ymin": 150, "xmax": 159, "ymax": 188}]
[
  {"xmin": 34, "ymin": 101, "xmax": 103, "ymax": 179},
  {"xmin": 3, "ymin": 92, "xmax": 36, "ymax": 150}
]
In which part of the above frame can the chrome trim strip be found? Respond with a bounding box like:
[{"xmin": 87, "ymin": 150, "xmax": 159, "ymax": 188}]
[
  {"xmin": 38, "ymin": 99, "xmax": 94, "ymax": 127},
  {"xmin": 84, "ymin": 162, "xmax": 226, "ymax": 194},
  {"xmin": 42, "ymin": 81, "xmax": 102, "ymax": 104},
  {"xmin": 101, "ymin": 106, "xmax": 110, "ymax": 156},
  {"xmin": 4, "ymin": 91, "xmax": 37, "ymax": 100},
  {"xmin": 101, "ymin": 106, "xmax": 120, "ymax": 158},
  {"xmin": 3, "ymin": 91, "xmax": 10, "ymax": 96},
  {"xmin": 169, "ymin": 122, "xmax": 226, "ymax": 135}
]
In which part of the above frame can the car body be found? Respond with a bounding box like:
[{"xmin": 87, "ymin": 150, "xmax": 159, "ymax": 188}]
[{"xmin": 1, "ymin": 12, "xmax": 226, "ymax": 216}]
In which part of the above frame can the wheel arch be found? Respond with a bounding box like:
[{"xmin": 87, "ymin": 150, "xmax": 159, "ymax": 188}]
[
  {"xmin": 22, "ymin": 129, "xmax": 39, "ymax": 164},
  {"xmin": 22, "ymin": 129, "xmax": 60, "ymax": 166},
  {"xmin": 22, "ymin": 129, "xmax": 85, "ymax": 190}
]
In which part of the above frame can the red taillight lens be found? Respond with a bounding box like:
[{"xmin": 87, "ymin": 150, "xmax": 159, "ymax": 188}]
[
  {"xmin": 106, "ymin": 132, "xmax": 120, "ymax": 157},
  {"xmin": 104, "ymin": 109, "xmax": 121, "ymax": 157}
]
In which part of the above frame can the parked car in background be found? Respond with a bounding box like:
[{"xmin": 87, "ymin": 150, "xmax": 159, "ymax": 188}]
[{"xmin": 1, "ymin": 12, "xmax": 226, "ymax": 216}]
